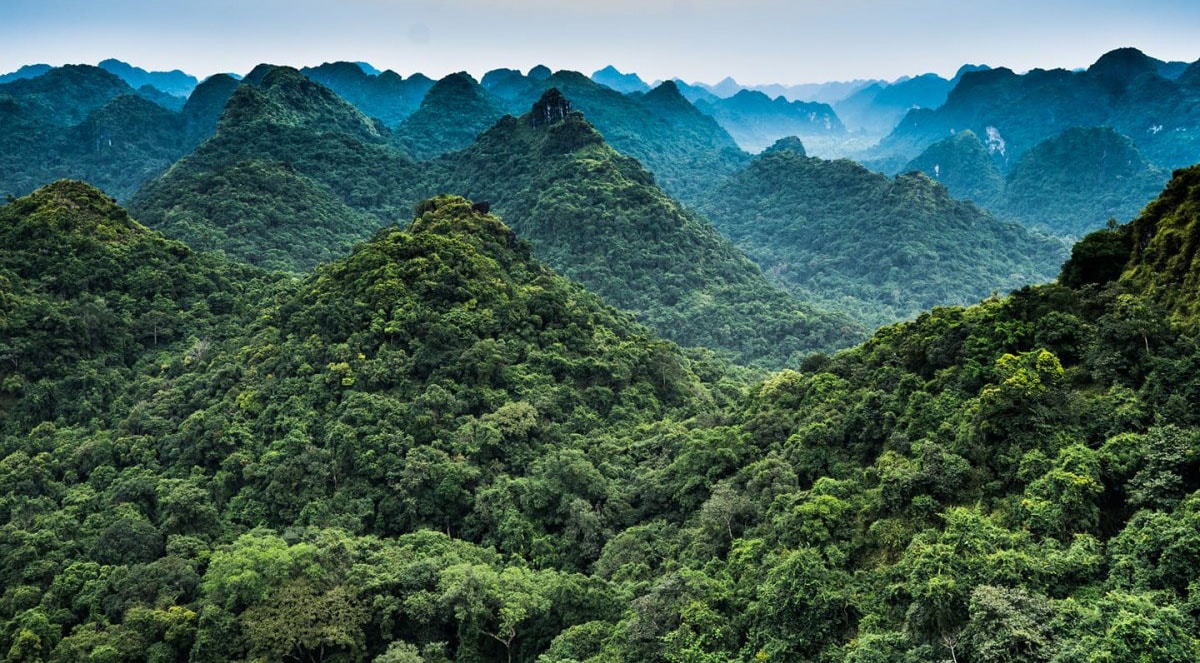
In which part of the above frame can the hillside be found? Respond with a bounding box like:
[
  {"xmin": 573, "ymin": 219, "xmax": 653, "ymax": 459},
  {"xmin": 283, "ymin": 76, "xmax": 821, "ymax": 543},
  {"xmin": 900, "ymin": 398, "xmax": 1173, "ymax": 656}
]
[
  {"xmin": 0, "ymin": 65, "xmax": 193, "ymax": 201},
  {"xmin": 129, "ymin": 65, "xmax": 423, "ymax": 271},
  {"xmin": 877, "ymin": 48, "xmax": 1200, "ymax": 170},
  {"xmin": 300, "ymin": 61, "xmax": 433, "ymax": 127},
  {"xmin": 907, "ymin": 127, "xmax": 1168, "ymax": 236},
  {"xmin": 699, "ymin": 138, "xmax": 1067, "ymax": 326},
  {"xmin": 425, "ymin": 90, "xmax": 864, "ymax": 366},
  {"xmin": 481, "ymin": 69, "xmax": 751, "ymax": 204},
  {"xmin": 3, "ymin": 164, "xmax": 1199, "ymax": 663},
  {"xmin": 392, "ymin": 72, "xmax": 507, "ymax": 160},
  {"xmin": 903, "ymin": 129, "xmax": 1005, "ymax": 207}
]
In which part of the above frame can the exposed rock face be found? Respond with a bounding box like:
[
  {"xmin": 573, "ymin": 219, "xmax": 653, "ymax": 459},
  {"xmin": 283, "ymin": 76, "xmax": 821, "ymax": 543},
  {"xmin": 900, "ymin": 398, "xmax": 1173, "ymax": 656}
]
[{"xmin": 531, "ymin": 88, "xmax": 572, "ymax": 126}]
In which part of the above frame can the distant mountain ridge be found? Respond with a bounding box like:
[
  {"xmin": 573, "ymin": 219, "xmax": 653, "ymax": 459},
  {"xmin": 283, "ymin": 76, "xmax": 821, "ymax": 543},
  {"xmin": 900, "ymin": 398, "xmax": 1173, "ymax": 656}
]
[{"xmin": 98, "ymin": 58, "xmax": 197, "ymax": 97}]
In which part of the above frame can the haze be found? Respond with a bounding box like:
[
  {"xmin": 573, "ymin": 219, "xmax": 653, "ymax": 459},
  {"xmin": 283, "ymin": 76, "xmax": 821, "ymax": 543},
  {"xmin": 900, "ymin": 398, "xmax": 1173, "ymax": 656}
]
[{"xmin": 2, "ymin": 0, "xmax": 1198, "ymax": 84}]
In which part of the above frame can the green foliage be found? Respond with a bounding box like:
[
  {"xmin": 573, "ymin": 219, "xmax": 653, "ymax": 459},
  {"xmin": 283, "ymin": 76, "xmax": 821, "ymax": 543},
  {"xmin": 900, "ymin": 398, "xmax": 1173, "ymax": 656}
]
[
  {"xmin": 3, "ymin": 84, "xmax": 1200, "ymax": 663},
  {"xmin": 424, "ymin": 96, "xmax": 864, "ymax": 367},
  {"xmin": 699, "ymin": 145, "xmax": 1067, "ymax": 327},
  {"xmin": 393, "ymin": 73, "xmax": 506, "ymax": 160},
  {"xmin": 130, "ymin": 65, "xmax": 424, "ymax": 272}
]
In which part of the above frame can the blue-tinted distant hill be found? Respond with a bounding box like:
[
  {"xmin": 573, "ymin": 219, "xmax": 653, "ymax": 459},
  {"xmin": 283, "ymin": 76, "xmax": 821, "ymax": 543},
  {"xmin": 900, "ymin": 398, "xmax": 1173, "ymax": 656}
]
[
  {"xmin": 98, "ymin": 58, "xmax": 197, "ymax": 97},
  {"xmin": 694, "ymin": 89, "xmax": 846, "ymax": 153},
  {"xmin": 591, "ymin": 65, "xmax": 650, "ymax": 93},
  {"xmin": 0, "ymin": 63, "xmax": 52, "ymax": 84},
  {"xmin": 300, "ymin": 61, "xmax": 434, "ymax": 127},
  {"xmin": 877, "ymin": 48, "xmax": 1200, "ymax": 171},
  {"xmin": 835, "ymin": 64, "xmax": 989, "ymax": 136}
]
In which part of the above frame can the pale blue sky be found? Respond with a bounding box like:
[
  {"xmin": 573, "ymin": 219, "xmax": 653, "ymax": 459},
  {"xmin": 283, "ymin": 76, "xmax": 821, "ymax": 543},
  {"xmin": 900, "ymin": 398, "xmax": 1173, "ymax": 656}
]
[{"xmin": 2, "ymin": 0, "xmax": 1197, "ymax": 84}]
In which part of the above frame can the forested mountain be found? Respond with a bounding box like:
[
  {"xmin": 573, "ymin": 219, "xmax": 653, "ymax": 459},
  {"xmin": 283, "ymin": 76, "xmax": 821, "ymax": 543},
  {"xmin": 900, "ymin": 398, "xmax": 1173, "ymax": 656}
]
[
  {"xmin": 1001, "ymin": 127, "xmax": 1167, "ymax": 235},
  {"xmin": 0, "ymin": 65, "xmax": 133, "ymax": 127},
  {"xmin": 129, "ymin": 65, "xmax": 423, "ymax": 271},
  {"xmin": 479, "ymin": 69, "xmax": 750, "ymax": 204},
  {"xmin": 300, "ymin": 61, "xmax": 434, "ymax": 127},
  {"xmin": 902, "ymin": 129, "xmax": 1005, "ymax": 208},
  {"xmin": 693, "ymin": 90, "xmax": 845, "ymax": 153},
  {"xmin": 0, "ymin": 66, "xmax": 197, "ymax": 201},
  {"xmin": 907, "ymin": 127, "xmax": 1168, "ymax": 236},
  {"xmin": 3, "ymin": 163, "xmax": 1200, "ymax": 663},
  {"xmin": 877, "ymin": 48, "xmax": 1200, "ymax": 171},
  {"xmin": 424, "ymin": 90, "xmax": 864, "ymax": 366},
  {"xmin": 392, "ymin": 73, "xmax": 507, "ymax": 160},
  {"xmin": 0, "ymin": 64, "xmax": 53, "ymax": 84},
  {"xmin": 699, "ymin": 138, "xmax": 1067, "ymax": 326}
]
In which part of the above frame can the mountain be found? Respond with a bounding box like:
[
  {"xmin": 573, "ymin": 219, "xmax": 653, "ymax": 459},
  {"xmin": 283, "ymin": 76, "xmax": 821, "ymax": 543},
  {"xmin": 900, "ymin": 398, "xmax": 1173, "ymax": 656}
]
[
  {"xmin": 0, "ymin": 65, "xmax": 191, "ymax": 200},
  {"xmin": 877, "ymin": 48, "xmax": 1200, "ymax": 170},
  {"xmin": 752, "ymin": 78, "xmax": 880, "ymax": 104},
  {"xmin": 0, "ymin": 181, "xmax": 268, "ymax": 425},
  {"xmin": 300, "ymin": 61, "xmax": 433, "ymax": 127},
  {"xmin": 392, "ymin": 72, "xmax": 506, "ymax": 160},
  {"xmin": 425, "ymin": 90, "xmax": 864, "ymax": 366},
  {"xmin": 130, "ymin": 65, "xmax": 421, "ymax": 271},
  {"xmin": 1002, "ymin": 127, "xmax": 1167, "ymax": 236},
  {"xmin": 903, "ymin": 129, "xmax": 1005, "ymax": 208},
  {"xmin": 0, "ymin": 184, "xmax": 718, "ymax": 662},
  {"xmin": 97, "ymin": 58, "xmax": 197, "ymax": 97},
  {"xmin": 835, "ymin": 64, "xmax": 988, "ymax": 136},
  {"xmin": 180, "ymin": 73, "xmax": 241, "ymax": 144},
  {"xmin": 698, "ymin": 137, "xmax": 1067, "ymax": 326},
  {"xmin": 0, "ymin": 64, "xmax": 133, "ymax": 126},
  {"xmin": 704, "ymin": 75, "xmax": 744, "ymax": 98},
  {"xmin": 481, "ymin": 69, "xmax": 750, "ymax": 204},
  {"xmin": 481, "ymin": 67, "xmax": 542, "ymax": 110},
  {"xmin": 906, "ymin": 126, "xmax": 1168, "ymax": 236},
  {"xmin": 591, "ymin": 65, "xmax": 650, "ymax": 93},
  {"xmin": 0, "ymin": 63, "xmax": 52, "ymax": 84},
  {"xmin": 4, "ymin": 168, "xmax": 1200, "ymax": 662},
  {"xmin": 694, "ymin": 89, "xmax": 846, "ymax": 153}
]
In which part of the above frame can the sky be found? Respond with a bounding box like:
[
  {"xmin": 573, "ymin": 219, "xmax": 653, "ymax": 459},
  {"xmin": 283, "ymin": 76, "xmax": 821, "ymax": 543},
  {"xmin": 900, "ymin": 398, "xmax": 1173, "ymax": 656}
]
[{"xmin": 1, "ymin": 0, "xmax": 1198, "ymax": 86}]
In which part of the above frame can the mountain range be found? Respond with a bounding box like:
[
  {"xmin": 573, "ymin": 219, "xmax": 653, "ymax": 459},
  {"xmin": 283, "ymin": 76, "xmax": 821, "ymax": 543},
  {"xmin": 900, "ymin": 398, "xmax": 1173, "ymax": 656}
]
[{"xmin": 2, "ymin": 158, "xmax": 1198, "ymax": 661}]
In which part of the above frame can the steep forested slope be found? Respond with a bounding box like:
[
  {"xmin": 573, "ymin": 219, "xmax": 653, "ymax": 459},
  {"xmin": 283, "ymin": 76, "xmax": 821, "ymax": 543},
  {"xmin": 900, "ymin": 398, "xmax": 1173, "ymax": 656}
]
[
  {"xmin": 907, "ymin": 127, "xmax": 1168, "ymax": 236},
  {"xmin": 482, "ymin": 70, "xmax": 751, "ymax": 204},
  {"xmin": 3, "ymin": 163, "xmax": 1199, "ymax": 663},
  {"xmin": 700, "ymin": 139, "xmax": 1067, "ymax": 326},
  {"xmin": 392, "ymin": 73, "xmax": 507, "ymax": 160},
  {"xmin": 426, "ymin": 91, "xmax": 864, "ymax": 366},
  {"xmin": 130, "ymin": 66, "xmax": 423, "ymax": 271}
]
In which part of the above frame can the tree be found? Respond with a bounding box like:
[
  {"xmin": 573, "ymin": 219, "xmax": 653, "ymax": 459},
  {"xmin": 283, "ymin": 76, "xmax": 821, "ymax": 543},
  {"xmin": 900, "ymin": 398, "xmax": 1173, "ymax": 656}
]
[{"xmin": 241, "ymin": 579, "xmax": 370, "ymax": 663}]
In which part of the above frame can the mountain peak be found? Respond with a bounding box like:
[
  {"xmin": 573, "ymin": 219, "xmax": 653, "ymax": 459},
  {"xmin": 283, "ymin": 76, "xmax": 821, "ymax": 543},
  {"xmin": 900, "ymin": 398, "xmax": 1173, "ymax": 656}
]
[
  {"xmin": 530, "ymin": 87, "xmax": 573, "ymax": 126},
  {"xmin": 591, "ymin": 65, "xmax": 650, "ymax": 93},
  {"xmin": 5, "ymin": 180, "xmax": 144, "ymax": 244},
  {"xmin": 763, "ymin": 136, "xmax": 807, "ymax": 156},
  {"xmin": 528, "ymin": 64, "xmax": 552, "ymax": 80}
]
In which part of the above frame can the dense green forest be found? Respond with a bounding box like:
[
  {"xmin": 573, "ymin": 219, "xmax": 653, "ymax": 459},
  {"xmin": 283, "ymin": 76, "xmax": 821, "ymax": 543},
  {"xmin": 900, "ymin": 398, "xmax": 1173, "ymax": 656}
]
[
  {"xmin": 3, "ymin": 164, "xmax": 1200, "ymax": 661},
  {"xmin": 905, "ymin": 128, "xmax": 1168, "ymax": 237},
  {"xmin": 423, "ymin": 92, "xmax": 863, "ymax": 367},
  {"xmin": 699, "ymin": 139, "xmax": 1067, "ymax": 326},
  {"xmin": 128, "ymin": 66, "xmax": 425, "ymax": 272}
]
